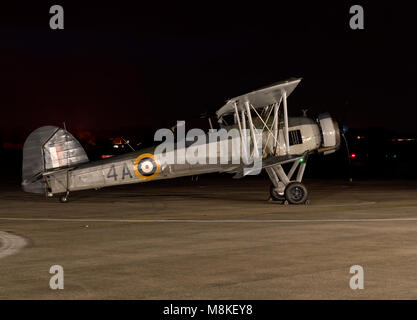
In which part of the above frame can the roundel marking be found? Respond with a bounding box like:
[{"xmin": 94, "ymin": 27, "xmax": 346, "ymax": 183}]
[{"xmin": 133, "ymin": 153, "xmax": 161, "ymax": 181}]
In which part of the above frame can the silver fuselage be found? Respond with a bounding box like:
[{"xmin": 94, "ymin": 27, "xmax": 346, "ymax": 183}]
[{"xmin": 46, "ymin": 117, "xmax": 336, "ymax": 194}]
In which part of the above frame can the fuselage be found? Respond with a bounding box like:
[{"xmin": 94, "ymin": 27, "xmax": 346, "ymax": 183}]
[{"xmin": 45, "ymin": 116, "xmax": 339, "ymax": 195}]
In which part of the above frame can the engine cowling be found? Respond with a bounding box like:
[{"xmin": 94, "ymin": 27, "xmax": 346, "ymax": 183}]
[{"xmin": 317, "ymin": 113, "xmax": 340, "ymax": 154}]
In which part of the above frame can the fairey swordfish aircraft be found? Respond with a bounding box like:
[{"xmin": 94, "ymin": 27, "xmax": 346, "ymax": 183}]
[{"xmin": 22, "ymin": 78, "xmax": 340, "ymax": 204}]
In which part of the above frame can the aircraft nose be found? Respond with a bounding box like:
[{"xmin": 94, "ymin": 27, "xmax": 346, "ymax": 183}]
[{"xmin": 318, "ymin": 113, "xmax": 341, "ymax": 150}]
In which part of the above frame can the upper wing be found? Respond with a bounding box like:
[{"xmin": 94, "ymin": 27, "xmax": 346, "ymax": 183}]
[{"xmin": 216, "ymin": 77, "xmax": 302, "ymax": 118}]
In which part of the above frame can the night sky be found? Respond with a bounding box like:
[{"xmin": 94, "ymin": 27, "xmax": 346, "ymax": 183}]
[{"xmin": 1, "ymin": 2, "xmax": 416, "ymax": 143}]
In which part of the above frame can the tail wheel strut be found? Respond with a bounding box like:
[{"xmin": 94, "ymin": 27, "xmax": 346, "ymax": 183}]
[{"xmin": 59, "ymin": 191, "xmax": 70, "ymax": 203}]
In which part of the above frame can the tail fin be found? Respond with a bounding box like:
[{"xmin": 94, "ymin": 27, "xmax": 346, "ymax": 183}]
[{"xmin": 22, "ymin": 126, "xmax": 89, "ymax": 194}]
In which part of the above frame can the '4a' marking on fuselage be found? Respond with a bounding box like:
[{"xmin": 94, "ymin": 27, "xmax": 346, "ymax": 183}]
[
  {"xmin": 106, "ymin": 162, "xmax": 134, "ymax": 181},
  {"xmin": 122, "ymin": 163, "xmax": 133, "ymax": 179}
]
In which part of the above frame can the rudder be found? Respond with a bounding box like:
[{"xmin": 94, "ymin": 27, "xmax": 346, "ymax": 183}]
[{"xmin": 22, "ymin": 126, "xmax": 89, "ymax": 194}]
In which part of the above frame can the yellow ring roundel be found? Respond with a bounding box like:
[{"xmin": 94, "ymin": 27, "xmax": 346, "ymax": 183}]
[{"xmin": 133, "ymin": 153, "xmax": 161, "ymax": 181}]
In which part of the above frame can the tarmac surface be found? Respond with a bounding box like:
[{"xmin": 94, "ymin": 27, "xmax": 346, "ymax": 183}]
[{"xmin": 1, "ymin": 176, "xmax": 417, "ymax": 299}]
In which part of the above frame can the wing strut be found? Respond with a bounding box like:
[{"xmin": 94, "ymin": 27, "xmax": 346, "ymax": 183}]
[
  {"xmin": 244, "ymin": 101, "xmax": 260, "ymax": 159},
  {"xmin": 273, "ymin": 97, "xmax": 281, "ymax": 155},
  {"xmin": 234, "ymin": 102, "xmax": 248, "ymax": 161},
  {"xmin": 282, "ymin": 90, "xmax": 290, "ymax": 155}
]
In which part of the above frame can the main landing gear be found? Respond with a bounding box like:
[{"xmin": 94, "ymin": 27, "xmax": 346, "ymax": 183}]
[
  {"xmin": 284, "ymin": 182, "xmax": 308, "ymax": 204},
  {"xmin": 266, "ymin": 155, "xmax": 310, "ymax": 205},
  {"xmin": 270, "ymin": 182, "xmax": 309, "ymax": 205}
]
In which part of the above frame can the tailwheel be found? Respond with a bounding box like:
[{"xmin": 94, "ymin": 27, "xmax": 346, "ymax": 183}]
[
  {"xmin": 284, "ymin": 182, "xmax": 308, "ymax": 205},
  {"xmin": 59, "ymin": 193, "xmax": 69, "ymax": 203},
  {"xmin": 269, "ymin": 184, "xmax": 285, "ymax": 201}
]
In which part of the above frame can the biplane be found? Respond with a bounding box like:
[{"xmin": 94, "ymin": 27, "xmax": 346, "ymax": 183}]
[{"xmin": 22, "ymin": 78, "xmax": 340, "ymax": 204}]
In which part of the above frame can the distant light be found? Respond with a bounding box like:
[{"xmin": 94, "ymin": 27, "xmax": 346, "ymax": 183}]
[
  {"xmin": 391, "ymin": 138, "xmax": 417, "ymax": 142},
  {"xmin": 356, "ymin": 136, "xmax": 361, "ymax": 140},
  {"xmin": 299, "ymin": 158, "xmax": 304, "ymax": 163},
  {"xmin": 113, "ymin": 145, "xmax": 119, "ymax": 148},
  {"xmin": 350, "ymin": 153, "xmax": 357, "ymax": 159},
  {"xmin": 101, "ymin": 154, "xmax": 115, "ymax": 159},
  {"xmin": 393, "ymin": 154, "xmax": 397, "ymax": 159}
]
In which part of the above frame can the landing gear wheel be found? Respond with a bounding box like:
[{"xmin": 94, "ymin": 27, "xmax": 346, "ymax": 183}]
[
  {"xmin": 269, "ymin": 184, "xmax": 285, "ymax": 201},
  {"xmin": 59, "ymin": 195, "xmax": 69, "ymax": 203},
  {"xmin": 284, "ymin": 182, "xmax": 308, "ymax": 205}
]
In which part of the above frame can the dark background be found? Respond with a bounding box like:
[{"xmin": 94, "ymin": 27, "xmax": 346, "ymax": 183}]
[{"xmin": 0, "ymin": 1, "xmax": 416, "ymax": 179}]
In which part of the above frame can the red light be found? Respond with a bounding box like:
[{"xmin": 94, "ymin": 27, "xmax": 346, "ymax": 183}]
[
  {"xmin": 101, "ymin": 154, "xmax": 115, "ymax": 159},
  {"xmin": 350, "ymin": 153, "xmax": 357, "ymax": 159}
]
